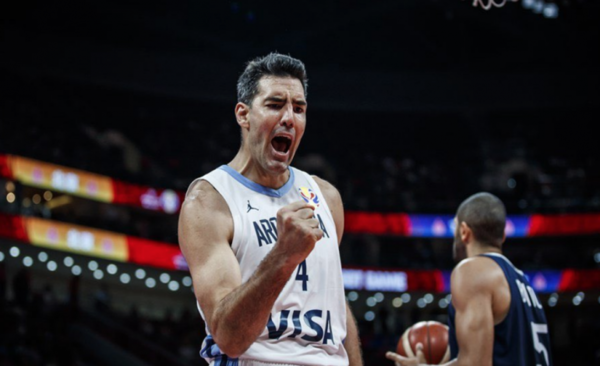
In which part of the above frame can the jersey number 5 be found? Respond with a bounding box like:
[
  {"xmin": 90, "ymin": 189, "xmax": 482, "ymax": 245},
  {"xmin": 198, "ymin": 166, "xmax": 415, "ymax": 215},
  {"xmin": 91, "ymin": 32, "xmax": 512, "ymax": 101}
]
[
  {"xmin": 296, "ymin": 260, "xmax": 309, "ymax": 291},
  {"xmin": 531, "ymin": 322, "xmax": 549, "ymax": 366}
]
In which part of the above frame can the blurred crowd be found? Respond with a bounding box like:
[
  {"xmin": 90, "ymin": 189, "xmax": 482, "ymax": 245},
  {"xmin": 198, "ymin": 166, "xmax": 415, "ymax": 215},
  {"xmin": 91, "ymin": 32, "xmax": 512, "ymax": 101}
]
[{"xmin": 2, "ymin": 74, "xmax": 599, "ymax": 217}]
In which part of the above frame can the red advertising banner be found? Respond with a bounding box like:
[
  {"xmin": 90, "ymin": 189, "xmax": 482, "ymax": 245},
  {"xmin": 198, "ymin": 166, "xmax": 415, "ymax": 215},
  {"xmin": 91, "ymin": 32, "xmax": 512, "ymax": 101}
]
[
  {"xmin": 112, "ymin": 180, "xmax": 183, "ymax": 214},
  {"xmin": 345, "ymin": 211, "xmax": 410, "ymax": 235},
  {"xmin": 529, "ymin": 213, "xmax": 600, "ymax": 236},
  {"xmin": 127, "ymin": 236, "xmax": 188, "ymax": 271},
  {"xmin": 0, "ymin": 213, "xmax": 29, "ymax": 243},
  {"xmin": 0, "ymin": 154, "xmax": 13, "ymax": 179}
]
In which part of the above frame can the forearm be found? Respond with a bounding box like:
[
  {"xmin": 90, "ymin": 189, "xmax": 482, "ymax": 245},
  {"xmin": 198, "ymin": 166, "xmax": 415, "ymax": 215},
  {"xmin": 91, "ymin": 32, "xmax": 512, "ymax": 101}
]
[
  {"xmin": 210, "ymin": 248, "xmax": 298, "ymax": 357},
  {"xmin": 344, "ymin": 303, "xmax": 363, "ymax": 366}
]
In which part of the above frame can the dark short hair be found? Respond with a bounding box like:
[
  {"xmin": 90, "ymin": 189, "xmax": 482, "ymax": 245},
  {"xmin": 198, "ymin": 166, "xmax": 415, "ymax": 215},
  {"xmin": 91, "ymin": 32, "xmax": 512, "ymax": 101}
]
[
  {"xmin": 237, "ymin": 53, "xmax": 308, "ymax": 105},
  {"xmin": 456, "ymin": 192, "xmax": 506, "ymax": 248}
]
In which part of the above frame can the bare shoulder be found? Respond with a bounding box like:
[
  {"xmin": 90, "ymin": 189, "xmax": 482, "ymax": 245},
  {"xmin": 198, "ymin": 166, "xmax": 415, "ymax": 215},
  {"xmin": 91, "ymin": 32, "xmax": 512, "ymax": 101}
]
[
  {"xmin": 179, "ymin": 179, "xmax": 233, "ymax": 244},
  {"xmin": 312, "ymin": 175, "xmax": 342, "ymax": 208},
  {"xmin": 451, "ymin": 256, "xmax": 504, "ymax": 297},
  {"xmin": 182, "ymin": 180, "xmax": 228, "ymax": 215}
]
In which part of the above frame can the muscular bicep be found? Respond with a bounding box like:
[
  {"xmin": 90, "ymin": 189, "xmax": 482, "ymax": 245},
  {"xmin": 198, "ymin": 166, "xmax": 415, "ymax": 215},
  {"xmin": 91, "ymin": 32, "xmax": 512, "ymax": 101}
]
[
  {"xmin": 178, "ymin": 182, "xmax": 241, "ymax": 330},
  {"xmin": 451, "ymin": 261, "xmax": 495, "ymax": 366}
]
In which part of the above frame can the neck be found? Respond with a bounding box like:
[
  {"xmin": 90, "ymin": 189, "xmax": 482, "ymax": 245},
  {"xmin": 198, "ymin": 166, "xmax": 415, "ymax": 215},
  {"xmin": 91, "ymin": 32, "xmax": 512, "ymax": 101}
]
[
  {"xmin": 468, "ymin": 242, "xmax": 502, "ymax": 258},
  {"xmin": 228, "ymin": 149, "xmax": 290, "ymax": 189}
]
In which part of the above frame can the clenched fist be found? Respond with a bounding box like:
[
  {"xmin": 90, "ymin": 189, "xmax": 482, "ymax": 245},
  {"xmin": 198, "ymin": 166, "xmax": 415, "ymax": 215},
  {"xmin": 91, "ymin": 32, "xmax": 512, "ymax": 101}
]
[{"xmin": 274, "ymin": 201, "xmax": 324, "ymax": 265}]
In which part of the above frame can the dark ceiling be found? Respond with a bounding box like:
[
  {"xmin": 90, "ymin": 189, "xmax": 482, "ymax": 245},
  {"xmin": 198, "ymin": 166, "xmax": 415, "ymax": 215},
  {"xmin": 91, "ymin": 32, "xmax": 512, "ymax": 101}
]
[{"xmin": 1, "ymin": 0, "xmax": 599, "ymax": 112}]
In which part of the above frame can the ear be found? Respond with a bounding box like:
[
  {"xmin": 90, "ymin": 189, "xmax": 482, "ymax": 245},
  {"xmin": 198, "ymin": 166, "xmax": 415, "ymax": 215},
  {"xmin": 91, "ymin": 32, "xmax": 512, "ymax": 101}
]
[
  {"xmin": 235, "ymin": 102, "xmax": 250, "ymax": 129},
  {"xmin": 460, "ymin": 222, "xmax": 471, "ymax": 244}
]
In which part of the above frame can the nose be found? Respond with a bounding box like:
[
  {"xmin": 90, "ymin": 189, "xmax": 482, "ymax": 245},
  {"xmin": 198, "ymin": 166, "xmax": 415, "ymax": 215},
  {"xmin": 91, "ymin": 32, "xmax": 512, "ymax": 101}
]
[{"xmin": 279, "ymin": 103, "xmax": 294, "ymax": 128}]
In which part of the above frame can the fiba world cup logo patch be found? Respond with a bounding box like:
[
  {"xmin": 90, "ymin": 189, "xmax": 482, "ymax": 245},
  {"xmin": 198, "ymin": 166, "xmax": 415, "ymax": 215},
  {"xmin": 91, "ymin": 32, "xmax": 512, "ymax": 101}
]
[{"xmin": 299, "ymin": 187, "xmax": 320, "ymax": 208}]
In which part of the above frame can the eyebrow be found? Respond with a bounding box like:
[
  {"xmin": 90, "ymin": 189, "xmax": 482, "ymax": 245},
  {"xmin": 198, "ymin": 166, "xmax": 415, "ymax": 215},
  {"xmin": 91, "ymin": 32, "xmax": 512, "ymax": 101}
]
[{"xmin": 264, "ymin": 96, "xmax": 307, "ymax": 106}]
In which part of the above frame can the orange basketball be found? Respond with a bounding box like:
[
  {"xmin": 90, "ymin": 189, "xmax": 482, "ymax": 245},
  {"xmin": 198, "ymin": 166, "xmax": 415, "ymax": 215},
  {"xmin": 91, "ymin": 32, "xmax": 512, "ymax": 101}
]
[{"xmin": 396, "ymin": 321, "xmax": 450, "ymax": 365}]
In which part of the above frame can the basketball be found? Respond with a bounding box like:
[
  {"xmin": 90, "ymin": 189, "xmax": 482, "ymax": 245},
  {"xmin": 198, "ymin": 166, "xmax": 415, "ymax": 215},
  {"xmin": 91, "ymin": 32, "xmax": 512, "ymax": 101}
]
[{"xmin": 396, "ymin": 321, "xmax": 450, "ymax": 365}]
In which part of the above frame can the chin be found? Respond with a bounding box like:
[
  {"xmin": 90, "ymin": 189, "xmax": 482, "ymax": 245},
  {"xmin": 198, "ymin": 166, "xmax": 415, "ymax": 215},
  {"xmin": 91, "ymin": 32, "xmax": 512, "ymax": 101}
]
[{"xmin": 265, "ymin": 160, "xmax": 289, "ymax": 175}]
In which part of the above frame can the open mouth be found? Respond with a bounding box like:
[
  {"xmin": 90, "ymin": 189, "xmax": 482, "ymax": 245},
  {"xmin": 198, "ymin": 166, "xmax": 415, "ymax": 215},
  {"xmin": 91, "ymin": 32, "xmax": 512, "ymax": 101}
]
[{"xmin": 271, "ymin": 135, "xmax": 292, "ymax": 154}]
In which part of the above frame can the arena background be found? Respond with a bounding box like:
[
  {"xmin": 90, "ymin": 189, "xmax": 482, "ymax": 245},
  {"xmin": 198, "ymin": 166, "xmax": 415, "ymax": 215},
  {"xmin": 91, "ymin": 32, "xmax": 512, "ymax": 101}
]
[{"xmin": 1, "ymin": 0, "xmax": 599, "ymax": 365}]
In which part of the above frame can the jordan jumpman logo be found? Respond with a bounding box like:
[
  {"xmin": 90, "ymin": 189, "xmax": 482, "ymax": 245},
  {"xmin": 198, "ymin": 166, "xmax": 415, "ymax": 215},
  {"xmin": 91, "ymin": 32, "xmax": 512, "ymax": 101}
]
[{"xmin": 247, "ymin": 200, "xmax": 259, "ymax": 213}]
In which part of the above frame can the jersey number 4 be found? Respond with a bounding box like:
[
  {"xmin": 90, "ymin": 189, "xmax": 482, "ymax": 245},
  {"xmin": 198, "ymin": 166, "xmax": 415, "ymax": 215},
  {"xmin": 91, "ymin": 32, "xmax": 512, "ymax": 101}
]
[
  {"xmin": 531, "ymin": 322, "xmax": 550, "ymax": 366},
  {"xmin": 296, "ymin": 260, "xmax": 309, "ymax": 291}
]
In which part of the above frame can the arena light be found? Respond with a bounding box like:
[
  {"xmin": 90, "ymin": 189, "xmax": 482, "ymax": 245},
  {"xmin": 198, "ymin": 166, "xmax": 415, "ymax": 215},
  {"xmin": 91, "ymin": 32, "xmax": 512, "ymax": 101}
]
[
  {"xmin": 401, "ymin": 293, "xmax": 411, "ymax": 303},
  {"xmin": 10, "ymin": 247, "xmax": 20, "ymax": 257},
  {"xmin": 64, "ymin": 257, "xmax": 74, "ymax": 267},
  {"xmin": 417, "ymin": 298, "xmax": 427, "ymax": 308},
  {"xmin": 438, "ymin": 298, "xmax": 449, "ymax": 309},
  {"xmin": 0, "ymin": 252, "xmax": 4, "ymax": 262},
  {"xmin": 182, "ymin": 276, "xmax": 193, "ymax": 287},
  {"xmin": 548, "ymin": 293, "xmax": 558, "ymax": 308},
  {"xmin": 23, "ymin": 256, "xmax": 33, "ymax": 267},
  {"xmin": 392, "ymin": 297, "xmax": 403, "ymax": 308},
  {"xmin": 135, "ymin": 268, "xmax": 146, "ymax": 279},
  {"xmin": 572, "ymin": 292, "xmax": 584, "ymax": 306},
  {"xmin": 32, "ymin": 194, "xmax": 41, "ymax": 204},
  {"xmin": 107, "ymin": 264, "xmax": 118, "ymax": 275},
  {"xmin": 374, "ymin": 292, "xmax": 385, "ymax": 303},
  {"xmin": 94, "ymin": 270, "xmax": 104, "ymax": 280},
  {"xmin": 88, "ymin": 260, "xmax": 98, "ymax": 271},
  {"xmin": 38, "ymin": 251, "xmax": 48, "ymax": 262},
  {"xmin": 145, "ymin": 278, "xmax": 156, "ymax": 288},
  {"xmin": 6, "ymin": 192, "xmax": 15, "ymax": 203},
  {"xmin": 160, "ymin": 273, "xmax": 171, "ymax": 284},
  {"xmin": 364, "ymin": 311, "xmax": 375, "ymax": 321},
  {"xmin": 120, "ymin": 273, "xmax": 131, "ymax": 284},
  {"xmin": 5, "ymin": 181, "xmax": 15, "ymax": 192},
  {"xmin": 366, "ymin": 297, "xmax": 377, "ymax": 307},
  {"xmin": 424, "ymin": 293, "xmax": 434, "ymax": 304},
  {"xmin": 43, "ymin": 191, "xmax": 53, "ymax": 201},
  {"xmin": 543, "ymin": 3, "xmax": 558, "ymax": 18},
  {"xmin": 348, "ymin": 291, "xmax": 359, "ymax": 302},
  {"xmin": 47, "ymin": 261, "xmax": 57, "ymax": 272},
  {"xmin": 594, "ymin": 253, "xmax": 600, "ymax": 264},
  {"xmin": 72, "ymin": 265, "xmax": 82, "ymax": 275},
  {"xmin": 168, "ymin": 281, "xmax": 180, "ymax": 291}
]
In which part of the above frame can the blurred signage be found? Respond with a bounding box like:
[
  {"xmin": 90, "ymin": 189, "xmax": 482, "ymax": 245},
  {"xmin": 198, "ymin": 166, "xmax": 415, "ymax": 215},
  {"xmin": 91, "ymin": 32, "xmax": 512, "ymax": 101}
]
[
  {"xmin": 140, "ymin": 188, "xmax": 181, "ymax": 214},
  {"xmin": 23, "ymin": 217, "xmax": 128, "ymax": 261},
  {"xmin": 10, "ymin": 156, "xmax": 113, "ymax": 202},
  {"xmin": 112, "ymin": 180, "xmax": 184, "ymax": 214},
  {"xmin": 407, "ymin": 214, "xmax": 529, "ymax": 238},
  {"xmin": 343, "ymin": 268, "xmax": 408, "ymax": 292}
]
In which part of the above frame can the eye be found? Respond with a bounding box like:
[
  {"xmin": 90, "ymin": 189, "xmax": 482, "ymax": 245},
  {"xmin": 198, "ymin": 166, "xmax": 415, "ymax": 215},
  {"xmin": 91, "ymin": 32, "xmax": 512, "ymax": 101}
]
[
  {"xmin": 268, "ymin": 104, "xmax": 282, "ymax": 110},
  {"xmin": 294, "ymin": 107, "xmax": 305, "ymax": 113}
]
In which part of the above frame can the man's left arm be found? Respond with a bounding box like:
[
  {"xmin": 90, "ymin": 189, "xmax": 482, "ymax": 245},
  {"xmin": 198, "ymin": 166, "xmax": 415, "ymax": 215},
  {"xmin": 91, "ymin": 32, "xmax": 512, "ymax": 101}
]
[
  {"xmin": 345, "ymin": 300, "xmax": 363, "ymax": 366},
  {"xmin": 313, "ymin": 176, "xmax": 363, "ymax": 366}
]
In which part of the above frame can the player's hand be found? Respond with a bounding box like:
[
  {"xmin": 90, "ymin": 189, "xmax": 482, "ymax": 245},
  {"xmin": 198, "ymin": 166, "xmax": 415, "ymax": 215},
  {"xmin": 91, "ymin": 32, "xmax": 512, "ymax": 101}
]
[
  {"xmin": 275, "ymin": 200, "xmax": 323, "ymax": 264},
  {"xmin": 386, "ymin": 343, "xmax": 427, "ymax": 366}
]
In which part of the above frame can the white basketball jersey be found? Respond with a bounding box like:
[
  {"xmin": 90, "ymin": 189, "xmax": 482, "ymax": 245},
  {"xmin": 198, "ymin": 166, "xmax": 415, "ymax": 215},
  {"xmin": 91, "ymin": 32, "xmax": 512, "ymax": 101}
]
[{"xmin": 192, "ymin": 165, "xmax": 349, "ymax": 366}]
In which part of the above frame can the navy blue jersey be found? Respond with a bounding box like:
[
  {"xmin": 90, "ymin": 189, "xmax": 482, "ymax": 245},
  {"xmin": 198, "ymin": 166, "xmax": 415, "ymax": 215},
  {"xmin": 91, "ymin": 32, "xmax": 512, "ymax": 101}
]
[{"xmin": 448, "ymin": 253, "xmax": 553, "ymax": 366}]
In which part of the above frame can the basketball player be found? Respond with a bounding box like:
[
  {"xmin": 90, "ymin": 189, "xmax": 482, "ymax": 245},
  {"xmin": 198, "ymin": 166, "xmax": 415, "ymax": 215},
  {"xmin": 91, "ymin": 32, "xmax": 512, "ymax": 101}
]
[
  {"xmin": 386, "ymin": 193, "xmax": 552, "ymax": 366},
  {"xmin": 178, "ymin": 53, "xmax": 362, "ymax": 366}
]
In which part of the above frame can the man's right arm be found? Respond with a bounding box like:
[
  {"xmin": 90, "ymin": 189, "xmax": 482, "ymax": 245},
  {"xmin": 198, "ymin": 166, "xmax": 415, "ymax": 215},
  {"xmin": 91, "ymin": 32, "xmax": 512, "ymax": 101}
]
[
  {"xmin": 178, "ymin": 181, "xmax": 321, "ymax": 358},
  {"xmin": 386, "ymin": 257, "xmax": 496, "ymax": 366}
]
